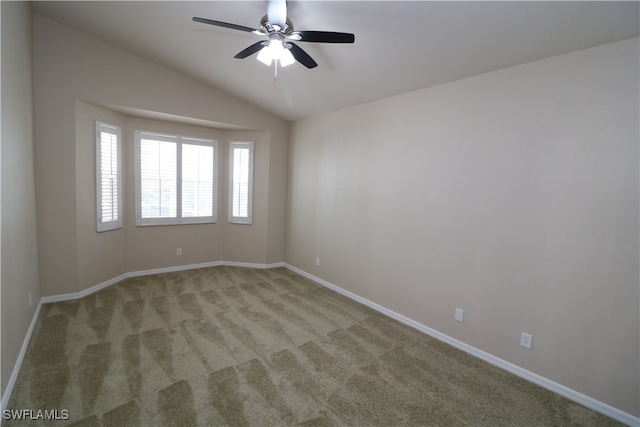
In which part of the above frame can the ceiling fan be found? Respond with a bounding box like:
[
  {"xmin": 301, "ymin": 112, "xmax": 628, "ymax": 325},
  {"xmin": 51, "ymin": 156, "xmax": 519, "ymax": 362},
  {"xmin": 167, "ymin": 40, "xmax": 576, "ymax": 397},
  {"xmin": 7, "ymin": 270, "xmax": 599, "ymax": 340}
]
[{"xmin": 193, "ymin": 0, "xmax": 355, "ymax": 70}]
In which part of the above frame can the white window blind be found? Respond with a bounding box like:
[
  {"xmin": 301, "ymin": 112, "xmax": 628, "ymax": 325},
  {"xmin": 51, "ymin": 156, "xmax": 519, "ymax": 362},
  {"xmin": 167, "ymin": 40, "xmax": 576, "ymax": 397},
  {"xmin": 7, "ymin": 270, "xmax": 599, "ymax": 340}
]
[
  {"xmin": 229, "ymin": 141, "xmax": 253, "ymax": 224},
  {"xmin": 182, "ymin": 141, "xmax": 214, "ymax": 219},
  {"xmin": 136, "ymin": 131, "xmax": 217, "ymax": 226},
  {"xmin": 139, "ymin": 134, "xmax": 178, "ymax": 222},
  {"xmin": 96, "ymin": 122, "xmax": 122, "ymax": 232}
]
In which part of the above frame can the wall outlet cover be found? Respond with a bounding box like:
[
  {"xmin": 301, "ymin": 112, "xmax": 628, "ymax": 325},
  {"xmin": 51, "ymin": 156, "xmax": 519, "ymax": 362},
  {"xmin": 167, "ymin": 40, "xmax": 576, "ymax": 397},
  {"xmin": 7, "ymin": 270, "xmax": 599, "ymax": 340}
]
[{"xmin": 520, "ymin": 332, "xmax": 533, "ymax": 349}]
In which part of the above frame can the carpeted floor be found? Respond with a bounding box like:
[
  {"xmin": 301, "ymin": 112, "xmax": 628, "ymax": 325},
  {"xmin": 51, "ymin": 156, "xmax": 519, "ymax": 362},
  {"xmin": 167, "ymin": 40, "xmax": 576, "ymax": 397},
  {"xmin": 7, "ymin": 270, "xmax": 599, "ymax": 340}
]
[{"xmin": 5, "ymin": 266, "xmax": 623, "ymax": 426}]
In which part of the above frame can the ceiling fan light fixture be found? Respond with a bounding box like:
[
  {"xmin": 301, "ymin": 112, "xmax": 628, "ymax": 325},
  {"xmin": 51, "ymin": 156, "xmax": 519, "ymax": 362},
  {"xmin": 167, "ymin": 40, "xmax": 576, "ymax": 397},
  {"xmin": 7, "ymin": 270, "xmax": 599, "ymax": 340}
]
[
  {"xmin": 279, "ymin": 46, "xmax": 295, "ymax": 67},
  {"xmin": 257, "ymin": 40, "xmax": 294, "ymax": 67},
  {"xmin": 256, "ymin": 44, "xmax": 273, "ymax": 66}
]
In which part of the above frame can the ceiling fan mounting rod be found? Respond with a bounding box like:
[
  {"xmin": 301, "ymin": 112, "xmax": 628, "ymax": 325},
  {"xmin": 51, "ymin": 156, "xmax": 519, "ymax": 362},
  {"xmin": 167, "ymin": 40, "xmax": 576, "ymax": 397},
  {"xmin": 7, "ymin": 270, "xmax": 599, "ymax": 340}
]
[{"xmin": 260, "ymin": 15, "xmax": 293, "ymax": 35}]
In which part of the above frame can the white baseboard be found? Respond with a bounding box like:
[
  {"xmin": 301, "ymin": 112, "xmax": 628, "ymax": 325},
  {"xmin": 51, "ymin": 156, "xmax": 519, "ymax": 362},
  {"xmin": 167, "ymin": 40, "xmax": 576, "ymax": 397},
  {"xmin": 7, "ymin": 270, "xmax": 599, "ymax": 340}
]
[
  {"xmin": 221, "ymin": 261, "xmax": 285, "ymax": 270},
  {"xmin": 41, "ymin": 260, "xmax": 286, "ymax": 304},
  {"xmin": 0, "ymin": 300, "xmax": 43, "ymax": 415},
  {"xmin": 283, "ymin": 263, "xmax": 640, "ymax": 427},
  {"xmin": 41, "ymin": 273, "xmax": 130, "ymax": 304}
]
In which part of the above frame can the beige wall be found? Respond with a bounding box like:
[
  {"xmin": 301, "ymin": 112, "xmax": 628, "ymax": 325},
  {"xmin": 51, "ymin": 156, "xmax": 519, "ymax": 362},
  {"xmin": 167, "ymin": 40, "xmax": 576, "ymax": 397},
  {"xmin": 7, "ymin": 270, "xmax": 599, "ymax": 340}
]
[
  {"xmin": 75, "ymin": 101, "xmax": 127, "ymax": 290},
  {"xmin": 221, "ymin": 130, "xmax": 274, "ymax": 264},
  {"xmin": 34, "ymin": 14, "xmax": 289, "ymax": 296},
  {"xmin": 286, "ymin": 38, "xmax": 639, "ymax": 416},
  {"xmin": 121, "ymin": 116, "xmax": 225, "ymax": 272},
  {"xmin": 1, "ymin": 1, "xmax": 41, "ymax": 396}
]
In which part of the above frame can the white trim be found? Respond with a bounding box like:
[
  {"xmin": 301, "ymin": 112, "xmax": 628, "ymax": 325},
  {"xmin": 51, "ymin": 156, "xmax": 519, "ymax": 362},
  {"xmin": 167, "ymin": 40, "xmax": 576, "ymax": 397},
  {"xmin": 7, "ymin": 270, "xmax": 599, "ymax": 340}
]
[
  {"xmin": 221, "ymin": 261, "xmax": 284, "ymax": 269},
  {"xmin": 123, "ymin": 261, "xmax": 285, "ymax": 279},
  {"xmin": 41, "ymin": 273, "xmax": 129, "ymax": 304},
  {"xmin": 41, "ymin": 261, "xmax": 286, "ymax": 304},
  {"xmin": 1, "ymin": 301, "xmax": 43, "ymax": 414},
  {"xmin": 96, "ymin": 121, "xmax": 122, "ymax": 232},
  {"xmin": 283, "ymin": 263, "xmax": 640, "ymax": 427},
  {"xmin": 125, "ymin": 261, "xmax": 223, "ymax": 279},
  {"xmin": 135, "ymin": 131, "xmax": 218, "ymax": 227},
  {"xmin": 229, "ymin": 141, "xmax": 254, "ymax": 224}
]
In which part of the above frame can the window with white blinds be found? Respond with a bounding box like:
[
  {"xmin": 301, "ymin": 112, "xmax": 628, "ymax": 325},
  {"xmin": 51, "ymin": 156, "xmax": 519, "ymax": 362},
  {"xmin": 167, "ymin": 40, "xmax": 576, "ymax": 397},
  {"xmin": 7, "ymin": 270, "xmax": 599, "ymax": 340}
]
[
  {"xmin": 136, "ymin": 131, "xmax": 217, "ymax": 226},
  {"xmin": 182, "ymin": 140, "xmax": 215, "ymax": 219},
  {"xmin": 96, "ymin": 122, "xmax": 122, "ymax": 232},
  {"xmin": 229, "ymin": 141, "xmax": 254, "ymax": 224}
]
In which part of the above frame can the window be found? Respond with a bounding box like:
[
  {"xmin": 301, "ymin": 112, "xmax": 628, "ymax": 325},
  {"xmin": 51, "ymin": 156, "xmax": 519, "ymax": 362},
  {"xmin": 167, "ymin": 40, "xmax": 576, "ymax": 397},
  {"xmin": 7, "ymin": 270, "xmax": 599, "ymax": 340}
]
[
  {"xmin": 96, "ymin": 122, "xmax": 122, "ymax": 232},
  {"xmin": 136, "ymin": 131, "xmax": 217, "ymax": 226},
  {"xmin": 229, "ymin": 141, "xmax": 254, "ymax": 224}
]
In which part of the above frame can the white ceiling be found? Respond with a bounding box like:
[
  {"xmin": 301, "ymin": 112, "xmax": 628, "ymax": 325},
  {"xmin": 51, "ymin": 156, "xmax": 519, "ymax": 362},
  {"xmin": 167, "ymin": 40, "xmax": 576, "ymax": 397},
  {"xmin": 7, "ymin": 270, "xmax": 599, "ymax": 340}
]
[{"xmin": 33, "ymin": 1, "xmax": 639, "ymax": 121}]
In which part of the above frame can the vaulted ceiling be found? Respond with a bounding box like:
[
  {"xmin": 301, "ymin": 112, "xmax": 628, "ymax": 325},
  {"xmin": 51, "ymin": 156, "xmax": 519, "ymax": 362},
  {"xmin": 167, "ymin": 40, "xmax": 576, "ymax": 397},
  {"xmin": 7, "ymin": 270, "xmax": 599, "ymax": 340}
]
[{"xmin": 33, "ymin": 1, "xmax": 639, "ymax": 121}]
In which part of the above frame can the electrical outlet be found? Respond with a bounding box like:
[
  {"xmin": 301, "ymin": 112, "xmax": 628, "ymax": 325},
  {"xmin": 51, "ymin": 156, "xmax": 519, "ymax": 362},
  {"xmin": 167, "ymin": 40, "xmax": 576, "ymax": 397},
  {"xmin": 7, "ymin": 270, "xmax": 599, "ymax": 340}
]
[
  {"xmin": 455, "ymin": 308, "xmax": 464, "ymax": 322},
  {"xmin": 520, "ymin": 332, "xmax": 532, "ymax": 349},
  {"xmin": 28, "ymin": 292, "xmax": 32, "ymax": 307},
  {"xmin": 176, "ymin": 248, "xmax": 183, "ymax": 256},
  {"xmin": 315, "ymin": 257, "xmax": 320, "ymax": 266}
]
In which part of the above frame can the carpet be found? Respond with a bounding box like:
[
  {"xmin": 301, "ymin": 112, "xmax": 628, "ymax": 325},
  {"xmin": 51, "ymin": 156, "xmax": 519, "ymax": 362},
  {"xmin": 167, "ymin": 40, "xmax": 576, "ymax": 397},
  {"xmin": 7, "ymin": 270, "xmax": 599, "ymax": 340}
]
[{"xmin": 4, "ymin": 266, "xmax": 623, "ymax": 426}]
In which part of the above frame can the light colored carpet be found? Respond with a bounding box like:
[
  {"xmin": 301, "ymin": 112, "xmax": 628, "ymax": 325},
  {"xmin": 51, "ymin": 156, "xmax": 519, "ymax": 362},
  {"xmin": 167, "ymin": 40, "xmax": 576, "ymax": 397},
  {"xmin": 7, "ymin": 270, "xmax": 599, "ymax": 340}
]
[{"xmin": 5, "ymin": 266, "xmax": 623, "ymax": 426}]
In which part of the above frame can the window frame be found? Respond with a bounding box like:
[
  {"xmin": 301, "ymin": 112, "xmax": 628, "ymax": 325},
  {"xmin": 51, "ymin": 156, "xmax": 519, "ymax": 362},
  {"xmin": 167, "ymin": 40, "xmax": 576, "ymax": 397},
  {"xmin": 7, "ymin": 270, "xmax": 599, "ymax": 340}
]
[
  {"xmin": 96, "ymin": 121, "xmax": 122, "ymax": 232},
  {"xmin": 135, "ymin": 130, "xmax": 218, "ymax": 226},
  {"xmin": 229, "ymin": 141, "xmax": 254, "ymax": 225}
]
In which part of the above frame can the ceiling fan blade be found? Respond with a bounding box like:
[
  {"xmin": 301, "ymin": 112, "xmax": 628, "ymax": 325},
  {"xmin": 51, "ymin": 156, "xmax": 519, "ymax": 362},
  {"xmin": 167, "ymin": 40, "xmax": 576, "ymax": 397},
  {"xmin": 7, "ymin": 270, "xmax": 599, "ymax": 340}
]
[
  {"xmin": 234, "ymin": 41, "xmax": 267, "ymax": 59},
  {"xmin": 288, "ymin": 43, "xmax": 318, "ymax": 69},
  {"xmin": 267, "ymin": 0, "xmax": 288, "ymax": 28},
  {"xmin": 295, "ymin": 31, "xmax": 355, "ymax": 43},
  {"xmin": 192, "ymin": 17, "xmax": 257, "ymax": 33}
]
